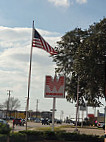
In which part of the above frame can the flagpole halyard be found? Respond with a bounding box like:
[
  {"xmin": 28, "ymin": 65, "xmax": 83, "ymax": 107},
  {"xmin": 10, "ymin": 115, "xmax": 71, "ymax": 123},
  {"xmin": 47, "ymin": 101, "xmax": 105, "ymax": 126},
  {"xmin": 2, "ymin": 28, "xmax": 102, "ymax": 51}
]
[{"xmin": 26, "ymin": 21, "xmax": 34, "ymax": 131}]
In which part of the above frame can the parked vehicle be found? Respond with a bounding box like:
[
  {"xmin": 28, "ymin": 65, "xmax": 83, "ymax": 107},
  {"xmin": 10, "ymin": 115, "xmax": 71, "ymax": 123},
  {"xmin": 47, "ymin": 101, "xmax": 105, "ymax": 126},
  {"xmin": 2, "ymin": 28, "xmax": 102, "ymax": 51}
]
[
  {"xmin": 56, "ymin": 119, "xmax": 62, "ymax": 124},
  {"xmin": 22, "ymin": 119, "xmax": 26, "ymax": 124},
  {"xmin": 0, "ymin": 119, "xmax": 9, "ymax": 128},
  {"xmin": 73, "ymin": 121, "xmax": 81, "ymax": 126},
  {"xmin": 97, "ymin": 122, "xmax": 105, "ymax": 128},
  {"xmin": 41, "ymin": 118, "xmax": 50, "ymax": 125},
  {"xmin": 13, "ymin": 118, "xmax": 25, "ymax": 126},
  {"xmin": 34, "ymin": 118, "xmax": 41, "ymax": 123}
]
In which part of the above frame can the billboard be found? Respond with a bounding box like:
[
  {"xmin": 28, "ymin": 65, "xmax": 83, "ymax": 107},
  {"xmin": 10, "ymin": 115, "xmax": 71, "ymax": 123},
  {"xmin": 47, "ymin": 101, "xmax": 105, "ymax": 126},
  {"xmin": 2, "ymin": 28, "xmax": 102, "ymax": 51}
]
[{"xmin": 44, "ymin": 75, "xmax": 65, "ymax": 98}]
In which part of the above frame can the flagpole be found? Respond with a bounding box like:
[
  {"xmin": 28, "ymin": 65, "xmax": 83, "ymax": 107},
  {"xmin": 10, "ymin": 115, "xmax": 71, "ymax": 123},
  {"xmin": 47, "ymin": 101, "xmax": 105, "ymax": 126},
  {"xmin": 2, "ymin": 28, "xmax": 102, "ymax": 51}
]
[{"xmin": 26, "ymin": 21, "xmax": 34, "ymax": 131}]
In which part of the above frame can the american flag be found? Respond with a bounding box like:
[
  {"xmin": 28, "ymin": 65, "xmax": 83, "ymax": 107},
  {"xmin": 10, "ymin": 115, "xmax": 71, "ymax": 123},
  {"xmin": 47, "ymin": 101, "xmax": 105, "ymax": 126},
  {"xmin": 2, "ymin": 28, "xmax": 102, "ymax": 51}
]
[{"xmin": 32, "ymin": 29, "xmax": 57, "ymax": 55}]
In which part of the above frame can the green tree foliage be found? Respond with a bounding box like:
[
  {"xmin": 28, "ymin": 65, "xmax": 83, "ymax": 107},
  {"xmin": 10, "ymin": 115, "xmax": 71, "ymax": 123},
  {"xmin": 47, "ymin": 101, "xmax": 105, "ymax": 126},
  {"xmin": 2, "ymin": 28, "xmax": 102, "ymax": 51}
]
[{"xmin": 52, "ymin": 18, "xmax": 106, "ymax": 107}]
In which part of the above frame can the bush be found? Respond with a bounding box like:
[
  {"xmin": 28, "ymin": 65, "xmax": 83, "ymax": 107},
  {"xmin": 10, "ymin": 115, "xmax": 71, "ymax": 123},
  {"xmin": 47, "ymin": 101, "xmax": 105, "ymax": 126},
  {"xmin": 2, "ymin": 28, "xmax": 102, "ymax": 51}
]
[
  {"xmin": 58, "ymin": 132, "xmax": 78, "ymax": 141},
  {"xmin": 19, "ymin": 130, "xmax": 104, "ymax": 142},
  {"xmin": 0, "ymin": 130, "xmax": 104, "ymax": 142},
  {"xmin": 58, "ymin": 132, "xmax": 103, "ymax": 142},
  {"xmin": 44, "ymin": 131, "xmax": 58, "ymax": 140},
  {"xmin": 0, "ymin": 134, "xmax": 7, "ymax": 142},
  {"xmin": 0, "ymin": 123, "xmax": 11, "ymax": 134},
  {"xmin": 10, "ymin": 133, "xmax": 26, "ymax": 142},
  {"xmin": 19, "ymin": 130, "xmax": 44, "ymax": 141}
]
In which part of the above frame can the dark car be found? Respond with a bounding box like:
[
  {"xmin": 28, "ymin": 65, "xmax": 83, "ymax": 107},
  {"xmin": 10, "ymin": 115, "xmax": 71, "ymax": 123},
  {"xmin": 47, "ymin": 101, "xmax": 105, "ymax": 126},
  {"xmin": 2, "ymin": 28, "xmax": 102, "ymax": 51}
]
[
  {"xmin": 41, "ymin": 119, "xmax": 50, "ymax": 125},
  {"xmin": 13, "ymin": 118, "xmax": 25, "ymax": 126},
  {"xmin": 56, "ymin": 120, "xmax": 62, "ymax": 124}
]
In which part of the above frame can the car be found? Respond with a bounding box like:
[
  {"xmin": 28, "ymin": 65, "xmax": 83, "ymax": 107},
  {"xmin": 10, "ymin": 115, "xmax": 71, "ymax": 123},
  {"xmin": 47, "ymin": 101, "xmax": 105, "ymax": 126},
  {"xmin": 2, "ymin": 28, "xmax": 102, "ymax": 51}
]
[
  {"xmin": 73, "ymin": 121, "xmax": 81, "ymax": 126},
  {"xmin": 41, "ymin": 118, "xmax": 50, "ymax": 125},
  {"xmin": 22, "ymin": 119, "xmax": 26, "ymax": 124},
  {"xmin": 0, "ymin": 119, "xmax": 9, "ymax": 128},
  {"xmin": 56, "ymin": 120, "xmax": 62, "ymax": 124},
  {"xmin": 13, "ymin": 118, "xmax": 25, "ymax": 126},
  {"xmin": 97, "ymin": 122, "xmax": 105, "ymax": 128},
  {"xmin": 34, "ymin": 118, "xmax": 41, "ymax": 123},
  {"xmin": 70, "ymin": 122, "xmax": 74, "ymax": 126}
]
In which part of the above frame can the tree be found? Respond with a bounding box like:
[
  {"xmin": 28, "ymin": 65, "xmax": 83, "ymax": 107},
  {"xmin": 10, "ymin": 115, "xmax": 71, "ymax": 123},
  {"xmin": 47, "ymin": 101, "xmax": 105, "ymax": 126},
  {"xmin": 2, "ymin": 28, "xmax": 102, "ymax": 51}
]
[
  {"xmin": 3, "ymin": 97, "xmax": 21, "ymax": 111},
  {"xmin": 74, "ymin": 18, "xmax": 106, "ymax": 106},
  {"xmin": 52, "ymin": 18, "xmax": 106, "ymax": 107}
]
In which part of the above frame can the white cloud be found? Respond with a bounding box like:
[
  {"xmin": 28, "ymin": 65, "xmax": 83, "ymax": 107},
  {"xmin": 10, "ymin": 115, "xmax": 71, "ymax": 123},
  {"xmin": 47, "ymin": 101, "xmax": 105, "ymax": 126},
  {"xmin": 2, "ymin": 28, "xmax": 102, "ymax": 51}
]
[
  {"xmin": 48, "ymin": 0, "xmax": 70, "ymax": 7},
  {"xmin": 76, "ymin": 0, "xmax": 87, "ymax": 4}
]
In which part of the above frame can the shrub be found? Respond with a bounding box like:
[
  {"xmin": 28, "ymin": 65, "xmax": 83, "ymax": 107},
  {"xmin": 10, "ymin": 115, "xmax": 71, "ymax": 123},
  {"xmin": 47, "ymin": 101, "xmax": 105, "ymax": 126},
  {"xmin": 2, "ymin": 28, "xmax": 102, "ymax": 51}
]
[
  {"xmin": 10, "ymin": 133, "xmax": 26, "ymax": 142},
  {"xmin": 5, "ymin": 130, "xmax": 103, "ymax": 142},
  {"xmin": 0, "ymin": 134, "xmax": 7, "ymax": 142},
  {"xmin": 19, "ymin": 130, "xmax": 44, "ymax": 141},
  {"xmin": 58, "ymin": 132, "xmax": 78, "ymax": 141},
  {"xmin": 0, "ymin": 123, "xmax": 11, "ymax": 134},
  {"xmin": 44, "ymin": 131, "xmax": 58, "ymax": 140}
]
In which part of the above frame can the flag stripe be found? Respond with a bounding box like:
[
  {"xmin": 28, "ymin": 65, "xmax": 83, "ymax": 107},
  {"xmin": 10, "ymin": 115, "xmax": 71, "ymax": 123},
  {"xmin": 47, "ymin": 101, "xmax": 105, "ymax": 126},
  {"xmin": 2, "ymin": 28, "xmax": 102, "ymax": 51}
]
[
  {"xmin": 32, "ymin": 29, "xmax": 57, "ymax": 55},
  {"xmin": 41, "ymin": 37, "xmax": 49, "ymax": 52}
]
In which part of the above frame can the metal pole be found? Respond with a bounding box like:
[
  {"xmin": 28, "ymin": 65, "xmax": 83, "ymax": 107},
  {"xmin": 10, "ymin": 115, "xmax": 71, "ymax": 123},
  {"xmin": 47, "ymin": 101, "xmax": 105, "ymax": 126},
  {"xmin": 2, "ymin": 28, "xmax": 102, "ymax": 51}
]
[
  {"xmin": 81, "ymin": 110, "xmax": 84, "ymax": 127},
  {"xmin": 75, "ymin": 76, "xmax": 79, "ymax": 131},
  {"xmin": 52, "ymin": 97, "xmax": 56, "ymax": 131},
  {"xmin": 26, "ymin": 21, "xmax": 34, "ymax": 131},
  {"xmin": 36, "ymin": 99, "xmax": 39, "ymax": 118},
  {"xmin": 7, "ymin": 90, "xmax": 12, "ymax": 118},
  {"xmin": 25, "ymin": 98, "xmax": 29, "ymax": 130},
  {"xmin": 86, "ymin": 103, "xmax": 88, "ymax": 118}
]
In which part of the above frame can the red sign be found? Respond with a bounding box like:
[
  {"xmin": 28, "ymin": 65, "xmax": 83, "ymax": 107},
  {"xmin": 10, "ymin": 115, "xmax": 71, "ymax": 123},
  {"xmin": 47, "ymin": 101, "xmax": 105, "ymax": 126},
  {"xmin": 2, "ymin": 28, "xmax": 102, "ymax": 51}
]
[
  {"xmin": 88, "ymin": 114, "xmax": 94, "ymax": 118},
  {"xmin": 44, "ymin": 75, "xmax": 65, "ymax": 98}
]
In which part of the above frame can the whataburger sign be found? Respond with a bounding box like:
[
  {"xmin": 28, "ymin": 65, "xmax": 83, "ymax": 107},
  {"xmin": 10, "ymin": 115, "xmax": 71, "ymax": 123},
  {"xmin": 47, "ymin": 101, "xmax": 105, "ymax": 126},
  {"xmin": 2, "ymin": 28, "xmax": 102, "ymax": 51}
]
[{"xmin": 44, "ymin": 75, "xmax": 65, "ymax": 98}]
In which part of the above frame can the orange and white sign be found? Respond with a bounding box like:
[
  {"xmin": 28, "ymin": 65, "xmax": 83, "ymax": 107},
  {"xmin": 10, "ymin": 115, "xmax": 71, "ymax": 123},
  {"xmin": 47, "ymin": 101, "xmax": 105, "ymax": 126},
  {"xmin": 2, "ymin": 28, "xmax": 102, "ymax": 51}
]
[{"xmin": 44, "ymin": 75, "xmax": 65, "ymax": 98}]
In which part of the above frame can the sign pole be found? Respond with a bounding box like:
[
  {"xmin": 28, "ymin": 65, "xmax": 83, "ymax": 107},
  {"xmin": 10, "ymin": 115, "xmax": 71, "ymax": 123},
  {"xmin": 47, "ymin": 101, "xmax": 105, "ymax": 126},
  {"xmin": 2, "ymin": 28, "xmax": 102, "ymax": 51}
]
[{"xmin": 52, "ymin": 97, "xmax": 56, "ymax": 131}]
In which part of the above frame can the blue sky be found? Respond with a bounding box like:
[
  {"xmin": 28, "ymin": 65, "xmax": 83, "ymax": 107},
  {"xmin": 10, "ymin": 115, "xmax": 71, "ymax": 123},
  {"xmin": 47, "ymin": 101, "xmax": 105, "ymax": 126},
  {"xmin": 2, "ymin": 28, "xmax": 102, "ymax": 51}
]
[
  {"xmin": 0, "ymin": 0, "xmax": 105, "ymax": 33},
  {"xmin": 0, "ymin": 0, "xmax": 105, "ymax": 119}
]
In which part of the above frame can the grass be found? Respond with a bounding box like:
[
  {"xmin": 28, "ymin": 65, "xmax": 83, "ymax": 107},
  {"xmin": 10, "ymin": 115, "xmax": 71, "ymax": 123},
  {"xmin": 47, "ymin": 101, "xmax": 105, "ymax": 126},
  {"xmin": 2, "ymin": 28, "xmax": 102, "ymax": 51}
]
[
  {"xmin": 33, "ymin": 124, "xmax": 103, "ymax": 132},
  {"xmin": 35, "ymin": 125, "xmax": 67, "ymax": 131},
  {"xmin": 34, "ymin": 124, "xmax": 83, "ymax": 131}
]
